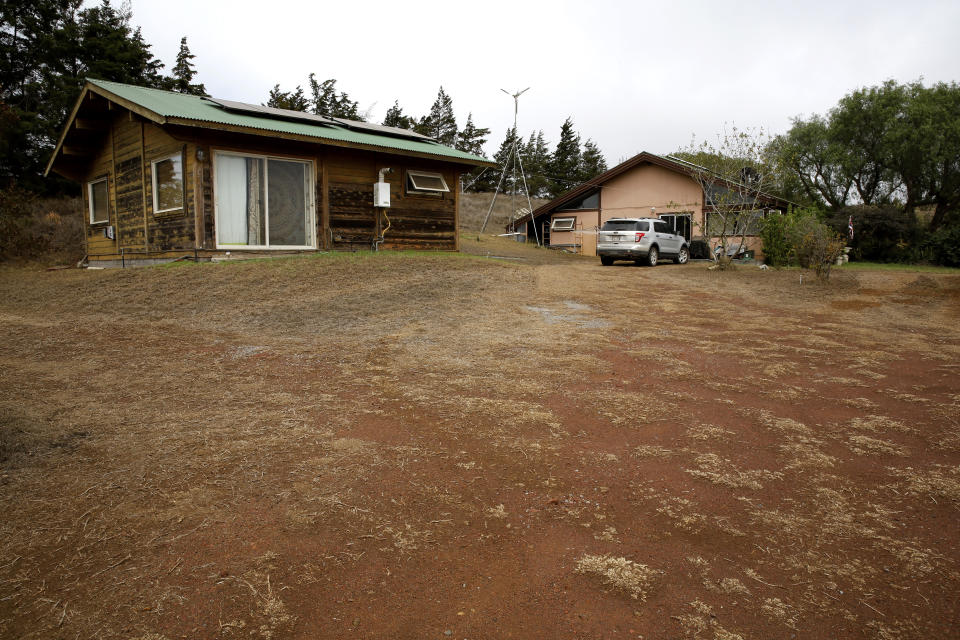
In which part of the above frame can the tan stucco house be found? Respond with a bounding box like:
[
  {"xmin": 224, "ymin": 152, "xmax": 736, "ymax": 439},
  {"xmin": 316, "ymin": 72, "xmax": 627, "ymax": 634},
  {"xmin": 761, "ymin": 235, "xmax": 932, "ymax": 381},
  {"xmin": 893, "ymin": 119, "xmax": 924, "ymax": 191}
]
[{"xmin": 510, "ymin": 152, "xmax": 791, "ymax": 259}]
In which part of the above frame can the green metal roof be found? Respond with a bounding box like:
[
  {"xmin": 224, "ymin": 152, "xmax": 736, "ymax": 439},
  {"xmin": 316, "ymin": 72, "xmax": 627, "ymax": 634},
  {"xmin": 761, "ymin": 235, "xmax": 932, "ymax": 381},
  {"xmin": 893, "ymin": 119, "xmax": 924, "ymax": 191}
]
[{"xmin": 85, "ymin": 78, "xmax": 493, "ymax": 166}]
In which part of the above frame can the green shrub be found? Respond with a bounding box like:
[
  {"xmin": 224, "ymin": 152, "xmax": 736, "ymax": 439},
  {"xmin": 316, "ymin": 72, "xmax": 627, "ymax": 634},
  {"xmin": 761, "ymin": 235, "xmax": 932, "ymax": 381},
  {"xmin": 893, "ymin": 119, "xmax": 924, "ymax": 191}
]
[
  {"xmin": 787, "ymin": 211, "xmax": 846, "ymax": 279},
  {"xmin": 759, "ymin": 212, "xmax": 791, "ymax": 267},
  {"xmin": 921, "ymin": 222, "xmax": 960, "ymax": 267}
]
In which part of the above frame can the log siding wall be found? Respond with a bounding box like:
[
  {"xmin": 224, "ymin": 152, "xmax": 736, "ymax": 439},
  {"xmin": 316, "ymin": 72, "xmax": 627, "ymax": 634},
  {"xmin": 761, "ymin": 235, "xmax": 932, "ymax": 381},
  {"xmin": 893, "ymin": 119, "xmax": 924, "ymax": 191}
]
[{"xmin": 80, "ymin": 115, "xmax": 462, "ymax": 261}]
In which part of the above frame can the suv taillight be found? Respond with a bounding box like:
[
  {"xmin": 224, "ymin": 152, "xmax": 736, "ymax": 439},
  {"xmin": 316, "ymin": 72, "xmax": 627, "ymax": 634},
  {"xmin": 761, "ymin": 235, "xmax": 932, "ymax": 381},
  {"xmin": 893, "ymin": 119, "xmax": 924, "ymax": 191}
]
[{"xmin": 635, "ymin": 232, "xmax": 645, "ymax": 242}]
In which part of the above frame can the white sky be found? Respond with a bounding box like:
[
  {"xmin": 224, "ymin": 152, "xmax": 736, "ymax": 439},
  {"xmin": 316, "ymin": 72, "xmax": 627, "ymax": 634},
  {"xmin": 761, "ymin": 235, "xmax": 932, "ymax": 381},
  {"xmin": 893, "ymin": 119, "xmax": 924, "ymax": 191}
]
[{"xmin": 129, "ymin": 0, "xmax": 960, "ymax": 164}]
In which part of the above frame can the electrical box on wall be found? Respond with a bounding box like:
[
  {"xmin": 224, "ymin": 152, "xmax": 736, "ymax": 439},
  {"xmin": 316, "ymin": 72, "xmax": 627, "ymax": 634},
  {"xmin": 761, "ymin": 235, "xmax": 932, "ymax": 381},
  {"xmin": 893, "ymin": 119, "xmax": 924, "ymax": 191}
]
[{"xmin": 373, "ymin": 182, "xmax": 391, "ymax": 208}]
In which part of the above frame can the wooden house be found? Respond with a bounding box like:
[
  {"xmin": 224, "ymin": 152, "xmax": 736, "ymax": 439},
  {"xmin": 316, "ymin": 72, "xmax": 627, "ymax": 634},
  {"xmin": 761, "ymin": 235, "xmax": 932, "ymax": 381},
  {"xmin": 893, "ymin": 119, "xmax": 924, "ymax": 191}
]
[
  {"xmin": 45, "ymin": 79, "xmax": 493, "ymax": 265},
  {"xmin": 510, "ymin": 152, "xmax": 791, "ymax": 259}
]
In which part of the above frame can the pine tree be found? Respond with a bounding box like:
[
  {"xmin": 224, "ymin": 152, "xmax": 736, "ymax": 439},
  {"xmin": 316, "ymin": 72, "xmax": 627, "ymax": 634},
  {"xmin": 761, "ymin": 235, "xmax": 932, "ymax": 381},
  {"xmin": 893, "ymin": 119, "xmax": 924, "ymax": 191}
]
[
  {"xmin": 382, "ymin": 100, "xmax": 415, "ymax": 129},
  {"xmin": 456, "ymin": 113, "xmax": 489, "ymax": 155},
  {"xmin": 520, "ymin": 130, "xmax": 551, "ymax": 198},
  {"xmin": 77, "ymin": 2, "xmax": 165, "ymax": 87},
  {"xmin": 456, "ymin": 113, "xmax": 491, "ymax": 192},
  {"xmin": 169, "ymin": 36, "xmax": 206, "ymax": 96},
  {"xmin": 266, "ymin": 84, "xmax": 309, "ymax": 111},
  {"xmin": 308, "ymin": 74, "xmax": 363, "ymax": 120},
  {"xmin": 578, "ymin": 139, "xmax": 607, "ymax": 183},
  {"xmin": 416, "ymin": 86, "xmax": 457, "ymax": 146},
  {"xmin": 0, "ymin": 0, "xmax": 168, "ymax": 191},
  {"xmin": 546, "ymin": 117, "xmax": 582, "ymax": 197}
]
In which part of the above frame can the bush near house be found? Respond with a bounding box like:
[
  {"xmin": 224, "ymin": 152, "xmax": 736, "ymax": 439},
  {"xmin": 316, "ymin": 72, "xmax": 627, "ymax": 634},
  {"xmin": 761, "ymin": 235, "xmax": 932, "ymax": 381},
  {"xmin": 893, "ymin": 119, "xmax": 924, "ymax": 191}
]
[{"xmin": 760, "ymin": 209, "xmax": 844, "ymax": 279}]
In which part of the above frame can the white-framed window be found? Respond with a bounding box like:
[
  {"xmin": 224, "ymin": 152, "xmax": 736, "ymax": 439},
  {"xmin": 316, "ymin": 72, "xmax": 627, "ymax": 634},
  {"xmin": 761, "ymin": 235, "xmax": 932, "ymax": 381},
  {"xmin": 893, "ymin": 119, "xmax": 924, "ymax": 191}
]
[
  {"xmin": 213, "ymin": 150, "xmax": 315, "ymax": 250},
  {"xmin": 151, "ymin": 153, "xmax": 184, "ymax": 215},
  {"xmin": 406, "ymin": 170, "xmax": 449, "ymax": 194},
  {"xmin": 551, "ymin": 216, "xmax": 576, "ymax": 231},
  {"xmin": 88, "ymin": 178, "xmax": 109, "ymax": 224}
]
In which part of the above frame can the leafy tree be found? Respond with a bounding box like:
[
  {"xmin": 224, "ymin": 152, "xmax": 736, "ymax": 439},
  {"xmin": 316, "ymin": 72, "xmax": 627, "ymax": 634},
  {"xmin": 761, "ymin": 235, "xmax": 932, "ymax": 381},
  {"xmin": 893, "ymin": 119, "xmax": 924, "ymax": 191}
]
[
  {"xmin": 890, "ymin": 81, "xmax": 960, "ymax": 229},
  {"xmin": 168, "ymin": 36, "xmax": 206, "ymax": 96},
  {"xmin": 772, "ymin": 79, "xmax": 960, "ymax": 231},
  {"xmin": 416, "ymin": 86, "xmax": 457, "ymax": 146},
  {"xmin": 382, "ymin": 100, "xmax": 415, "ymax": 129},
  {"xmin": 578, "ymin": 139, "xmax": 607, "ymax": 183},
  {"xmin": 769, "ymin": 116, "xmax": 851, "ymax": 208},
  {"xmin": 308, "ymin": 74, "xmax": 363, "ymax": 120},
  {"xmin": 829, "ymin": 80, "xmax": 905, "ymax": 206},
  {"xmin": 266, "ymin": 84, "xmax": 309, "ymax": 111},
  {"xmin": 680, "ymin": 125, "xmax": 779, "ymax": 269},
  {"xmin": 546, "ymin": 117, "xmax": 581, "ymax": 197}
]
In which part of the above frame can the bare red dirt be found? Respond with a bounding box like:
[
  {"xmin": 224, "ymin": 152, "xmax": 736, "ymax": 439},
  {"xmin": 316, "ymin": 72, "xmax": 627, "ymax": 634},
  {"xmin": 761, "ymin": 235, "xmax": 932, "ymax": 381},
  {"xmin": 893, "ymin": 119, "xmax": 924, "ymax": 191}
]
[{"xmin": 1, "ymin": 245, "xmax": 958, "ymax": 639}]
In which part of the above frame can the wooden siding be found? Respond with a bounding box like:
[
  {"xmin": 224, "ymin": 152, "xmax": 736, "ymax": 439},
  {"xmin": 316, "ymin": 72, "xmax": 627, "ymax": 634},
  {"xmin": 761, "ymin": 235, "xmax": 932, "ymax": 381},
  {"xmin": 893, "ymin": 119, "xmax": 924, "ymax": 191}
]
[
  {"xmin": 112, "ymin": 117, "xmax": 145, "ymax": 250},
  {"xmin": 82, "ymin": 124, "xmax": 117, "ymax": 257},
  {"xmin": 79, "ymin": 120, "xmax": 461, "ymax": 260},
  {"xmin": 143, "ymin": 123, "xmax": 195, "ymax": 251},
  {"xmin": 326, "ymin": 150, "xmax": 457, "ymax": 251}
]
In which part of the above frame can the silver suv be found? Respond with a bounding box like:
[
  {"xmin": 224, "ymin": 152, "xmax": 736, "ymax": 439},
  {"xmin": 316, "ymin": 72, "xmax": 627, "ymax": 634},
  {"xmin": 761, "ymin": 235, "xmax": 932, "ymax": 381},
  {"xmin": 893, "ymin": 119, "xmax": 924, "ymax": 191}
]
[{"xmin": 597, "ymin": 218, "xmax": 689, "ymax": 267}]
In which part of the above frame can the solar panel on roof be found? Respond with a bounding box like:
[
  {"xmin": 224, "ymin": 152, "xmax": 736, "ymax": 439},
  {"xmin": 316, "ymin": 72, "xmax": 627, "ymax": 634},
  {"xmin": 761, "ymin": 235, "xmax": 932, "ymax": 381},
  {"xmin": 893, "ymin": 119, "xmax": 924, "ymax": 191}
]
[
  {"xmin": 329, "ymin": 117, "xmax": 437, "ymax": 143},
  {"xmin": 205, "ymin": 97, "xmax": 436, "ymax": 143},
  {"xmin": 205, "ymin": 97, "xmax": 339, "ymax": 126}
]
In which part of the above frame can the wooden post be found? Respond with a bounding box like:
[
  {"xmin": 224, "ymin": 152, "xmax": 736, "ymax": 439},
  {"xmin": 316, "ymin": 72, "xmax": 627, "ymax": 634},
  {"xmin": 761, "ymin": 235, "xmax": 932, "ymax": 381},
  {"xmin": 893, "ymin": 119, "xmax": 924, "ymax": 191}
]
[
  {"xmin": 109, "ymin": 123, "xmax": 119, "ymax": 254},
  {"xmin": 453, "ymin": 171, "xmax": 460, "ymax": 252},
  {"xmin": 320, "ymin": 157, "xmax": 330, "ymax": 250},
  {"xmin": 139, "ymin": 121, "xmax": 150, "ymax": 254}
]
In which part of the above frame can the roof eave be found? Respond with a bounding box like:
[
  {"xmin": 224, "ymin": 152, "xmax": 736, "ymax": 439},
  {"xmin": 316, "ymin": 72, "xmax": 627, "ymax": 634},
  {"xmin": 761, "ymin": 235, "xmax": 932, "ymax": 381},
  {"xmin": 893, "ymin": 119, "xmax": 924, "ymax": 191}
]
[{"xmin": 44, "ymin": 80, "xmax": 167, "ymax": 177}]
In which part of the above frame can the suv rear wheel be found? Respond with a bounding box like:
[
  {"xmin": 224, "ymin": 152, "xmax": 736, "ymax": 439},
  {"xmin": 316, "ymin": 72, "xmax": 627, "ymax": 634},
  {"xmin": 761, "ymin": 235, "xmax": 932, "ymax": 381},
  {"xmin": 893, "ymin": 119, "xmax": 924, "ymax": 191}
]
[
  {"xmin": 647, "ymin": 246, "xmax": 659, "ymax": 267},
  {"xmin": 600, "ymin": 256, "xmax": 614, "ymax": 266},
  {"xmin": 675, "ymin": 246, "xmax": 689, "ymax": 264}
]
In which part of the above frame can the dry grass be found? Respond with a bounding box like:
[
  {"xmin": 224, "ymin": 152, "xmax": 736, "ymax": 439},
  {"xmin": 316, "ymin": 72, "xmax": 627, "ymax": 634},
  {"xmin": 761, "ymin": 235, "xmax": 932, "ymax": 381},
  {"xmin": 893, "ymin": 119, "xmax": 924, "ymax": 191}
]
[{"xmin": 574, "ymin": 554, "xmax": 661, "ymax": 600}]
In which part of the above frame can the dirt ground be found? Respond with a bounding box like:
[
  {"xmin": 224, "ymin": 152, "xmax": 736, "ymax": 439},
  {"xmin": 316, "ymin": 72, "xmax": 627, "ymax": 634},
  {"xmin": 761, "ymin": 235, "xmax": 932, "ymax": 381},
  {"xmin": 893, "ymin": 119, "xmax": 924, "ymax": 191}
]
[{"xmin": 1, "ymin": 238, "xmax": 958, "ymax": 639}]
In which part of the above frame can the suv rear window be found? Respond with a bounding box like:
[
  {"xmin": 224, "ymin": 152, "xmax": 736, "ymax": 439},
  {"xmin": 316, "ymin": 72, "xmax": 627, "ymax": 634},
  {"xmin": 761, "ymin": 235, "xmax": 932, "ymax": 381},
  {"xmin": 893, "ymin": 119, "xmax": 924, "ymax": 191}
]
[{"xmin": 602, "ymin": 220, "xmax": 649, "ymax": 231}]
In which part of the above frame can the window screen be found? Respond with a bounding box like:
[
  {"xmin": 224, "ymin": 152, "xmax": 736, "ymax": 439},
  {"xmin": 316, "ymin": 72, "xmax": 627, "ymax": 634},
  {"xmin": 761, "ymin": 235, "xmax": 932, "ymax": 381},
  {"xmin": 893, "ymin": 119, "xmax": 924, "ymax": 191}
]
[
  {"xmin": 407, "ymin": 171, "xmax": 449, "ymax": 192},
  {"xmin": 215, "ymin": 152, "xmax": 313, "ymax": 248},
  {"xmin": 88, "ymin": 179, "xmax": 108, "ymax": 223}
]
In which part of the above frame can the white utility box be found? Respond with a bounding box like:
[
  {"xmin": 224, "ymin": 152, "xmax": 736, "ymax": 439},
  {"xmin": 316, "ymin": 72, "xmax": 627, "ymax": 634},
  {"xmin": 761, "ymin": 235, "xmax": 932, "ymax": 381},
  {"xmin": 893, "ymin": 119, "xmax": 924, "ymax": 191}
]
[{"xmin": 373, "ymin": 182, "xmax": 391, "ymax": 207}]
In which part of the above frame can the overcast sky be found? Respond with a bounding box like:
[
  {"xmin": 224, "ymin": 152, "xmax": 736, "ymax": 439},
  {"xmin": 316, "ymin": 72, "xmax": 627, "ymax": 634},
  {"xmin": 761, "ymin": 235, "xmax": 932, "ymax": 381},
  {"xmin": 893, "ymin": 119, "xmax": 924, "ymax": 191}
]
[{"xmin": 129, "ymin": 0, "xmax": 959, "ymax": 164}]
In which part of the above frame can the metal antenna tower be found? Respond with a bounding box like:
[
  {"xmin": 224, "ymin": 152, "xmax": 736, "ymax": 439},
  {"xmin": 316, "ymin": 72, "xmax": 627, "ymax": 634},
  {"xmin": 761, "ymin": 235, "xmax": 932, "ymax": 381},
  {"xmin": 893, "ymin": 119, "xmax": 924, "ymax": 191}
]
[{"xmin": 479, "ymin": 88, "xmax": 539, "ymax": 246}]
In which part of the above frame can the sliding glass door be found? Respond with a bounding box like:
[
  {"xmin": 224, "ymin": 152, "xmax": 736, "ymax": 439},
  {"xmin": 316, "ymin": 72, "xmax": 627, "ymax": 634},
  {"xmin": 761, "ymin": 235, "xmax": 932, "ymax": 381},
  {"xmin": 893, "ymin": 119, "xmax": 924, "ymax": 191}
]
[{"xmin": 215, "ymin": 152, "xmax": 314, "ymax": 249}]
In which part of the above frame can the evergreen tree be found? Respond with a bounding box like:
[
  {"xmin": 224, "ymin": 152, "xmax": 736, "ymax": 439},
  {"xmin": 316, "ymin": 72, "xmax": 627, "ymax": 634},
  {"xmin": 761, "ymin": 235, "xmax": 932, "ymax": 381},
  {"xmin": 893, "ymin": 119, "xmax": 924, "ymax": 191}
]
[
  {"xmin": 0, "ymin": 0, "xmax": 167, "ymax": 191},
  {"xmin": 455, "ymin": 113, "xmax": 489, "ymax": 155},
  {"xmin": 77, "ymin": 2, "xmax": 165, "ymax": 87},
  {"xmin": 169, "ymin": 36, "xmax": 206, "ymax": 96},
  {"xmin": 578, "ymin": 139, "xmax": 607, "ymax": 183},
  {"xmin": 382, "ymin": 100, "xmax": 415, "ymax": 129},
  {"xmin": 520, "ymin": 130, "xmax": 550, "ymax": 198},
  {"xmin": 266, "ymin": 84, "xmax": 309, "ymax": 111},
  {"xmin": 546, "ymin": 117, "xmax": 582, "ymax": 197},
  {"xmin": 490, "ymin": 127, "xmax": 520, "ymax": 193},
  {"xmin": 308, "ymin": 74, "xmax": 363, "ymax": 120},
  {"xmin": 456, "ymin": 113, "xmax": 491, "ymax": 192},
  {"xmin": 415, "ymin": 86, "xmax": 457, "ymax": 146}
]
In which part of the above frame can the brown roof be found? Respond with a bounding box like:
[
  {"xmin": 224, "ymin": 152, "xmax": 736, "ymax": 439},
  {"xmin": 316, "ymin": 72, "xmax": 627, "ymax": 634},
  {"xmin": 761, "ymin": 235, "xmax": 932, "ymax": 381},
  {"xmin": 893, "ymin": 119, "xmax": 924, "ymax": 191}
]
[{"xmin": 510, "ymin": 151, "xmax": 792, "ymax": 228}]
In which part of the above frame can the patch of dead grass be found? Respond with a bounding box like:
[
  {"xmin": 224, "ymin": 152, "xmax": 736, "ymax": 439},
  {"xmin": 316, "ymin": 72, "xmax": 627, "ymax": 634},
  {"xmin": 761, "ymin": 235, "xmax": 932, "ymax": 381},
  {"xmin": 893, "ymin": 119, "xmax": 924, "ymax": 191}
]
[
  {"xmin": 685, "ymin": 453, "xmax": 783, "ymax": 490},
  {"xmin": 574, "ymin": 554, "xmax": 660, "ymax": 600}
]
